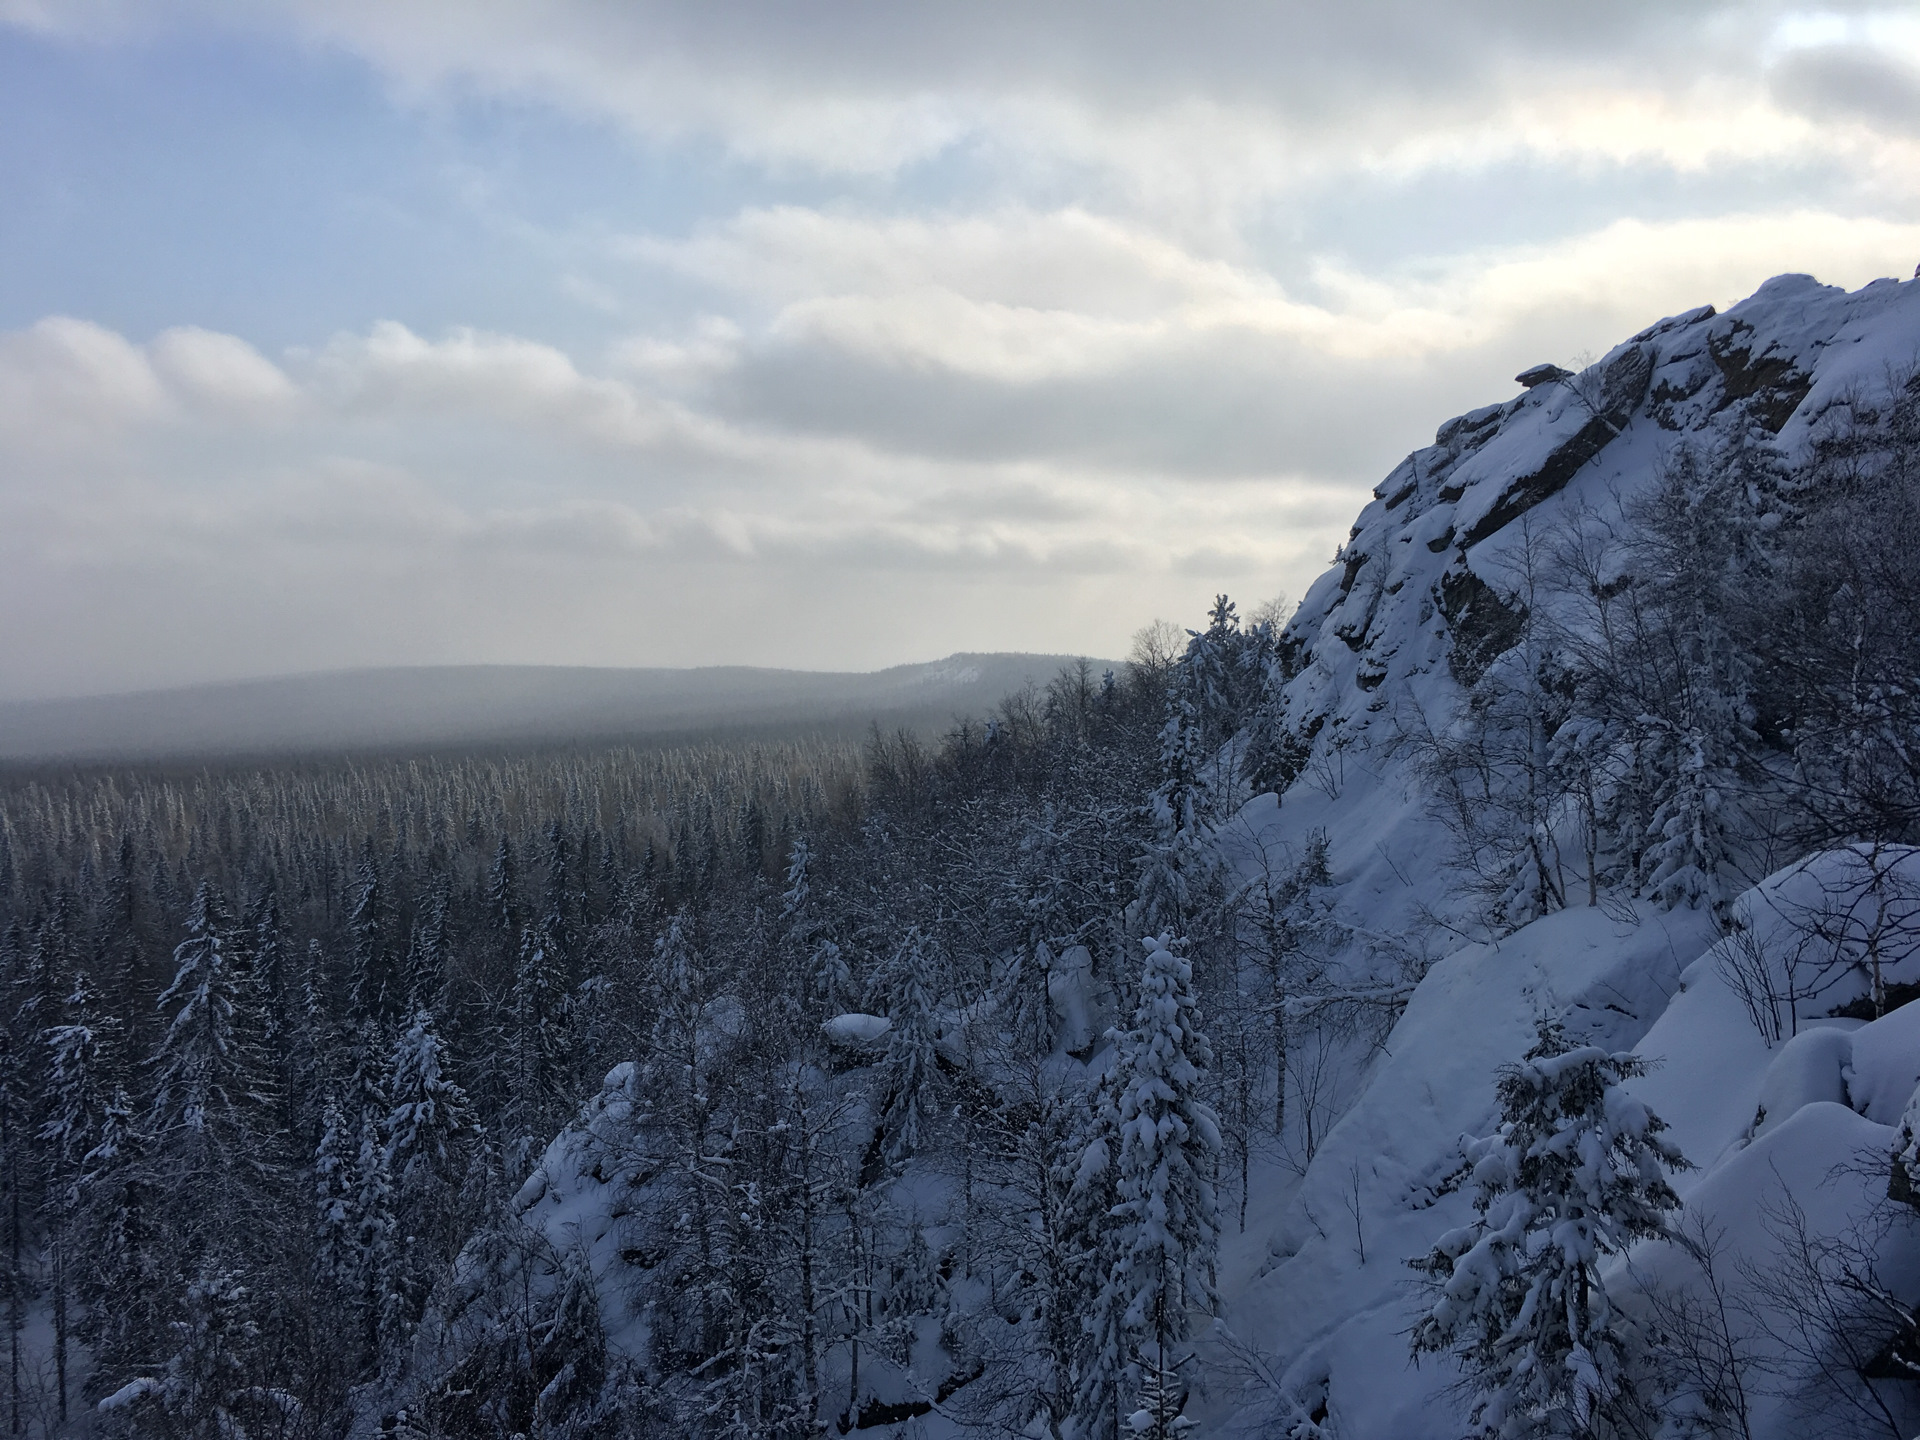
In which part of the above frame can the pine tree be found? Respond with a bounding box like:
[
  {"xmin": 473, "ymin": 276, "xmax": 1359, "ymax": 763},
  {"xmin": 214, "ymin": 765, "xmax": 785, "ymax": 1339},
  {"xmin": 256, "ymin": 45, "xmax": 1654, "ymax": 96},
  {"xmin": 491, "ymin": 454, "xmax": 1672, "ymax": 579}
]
[{"xmin": 1410, "ymin": 1022, "xmax": 1688, "ymax": 1438}]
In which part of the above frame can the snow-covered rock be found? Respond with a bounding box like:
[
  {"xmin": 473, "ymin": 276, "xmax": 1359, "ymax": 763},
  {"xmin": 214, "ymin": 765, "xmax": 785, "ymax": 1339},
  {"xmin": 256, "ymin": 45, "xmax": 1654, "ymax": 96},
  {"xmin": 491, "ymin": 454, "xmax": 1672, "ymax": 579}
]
[{"xmin": 823, "ymin": 1011, "xmax": 893, "ymax": 1047}]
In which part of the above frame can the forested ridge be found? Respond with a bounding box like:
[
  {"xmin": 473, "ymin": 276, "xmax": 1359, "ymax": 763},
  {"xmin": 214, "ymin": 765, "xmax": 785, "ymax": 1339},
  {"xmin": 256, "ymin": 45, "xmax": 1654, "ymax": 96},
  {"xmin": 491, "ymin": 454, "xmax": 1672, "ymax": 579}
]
[{"xmin": 4, "ymin": 278, "xmax": 1920, "ymax": 1438}]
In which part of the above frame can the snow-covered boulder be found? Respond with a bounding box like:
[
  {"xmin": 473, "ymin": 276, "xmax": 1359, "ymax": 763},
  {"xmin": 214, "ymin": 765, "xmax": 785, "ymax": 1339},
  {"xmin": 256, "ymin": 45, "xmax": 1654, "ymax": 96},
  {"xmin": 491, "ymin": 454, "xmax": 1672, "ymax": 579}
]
[{"xmin": 822, "ymin": 1011, "xmax": 892, "ymax": 1047}]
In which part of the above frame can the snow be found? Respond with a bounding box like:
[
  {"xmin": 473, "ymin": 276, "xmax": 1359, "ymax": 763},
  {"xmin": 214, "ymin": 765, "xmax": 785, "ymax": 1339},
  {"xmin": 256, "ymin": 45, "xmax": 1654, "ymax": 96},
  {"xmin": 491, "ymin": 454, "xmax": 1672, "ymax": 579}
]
[
  {"xmin": 823, "ymin": 1011, "xmax": 892, "ymax": 1046},
  {"xmin": 1849, "ymin": 1000, "xmax": 1920, "ymax": 1126}
]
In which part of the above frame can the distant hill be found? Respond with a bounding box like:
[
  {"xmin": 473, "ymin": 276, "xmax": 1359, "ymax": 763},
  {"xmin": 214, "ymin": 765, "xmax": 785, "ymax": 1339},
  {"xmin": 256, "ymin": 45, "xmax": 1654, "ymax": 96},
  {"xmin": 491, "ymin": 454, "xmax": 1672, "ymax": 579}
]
[{"xmin": 0, "ymin": 653, "xmax": 1116, "ymax": 762}]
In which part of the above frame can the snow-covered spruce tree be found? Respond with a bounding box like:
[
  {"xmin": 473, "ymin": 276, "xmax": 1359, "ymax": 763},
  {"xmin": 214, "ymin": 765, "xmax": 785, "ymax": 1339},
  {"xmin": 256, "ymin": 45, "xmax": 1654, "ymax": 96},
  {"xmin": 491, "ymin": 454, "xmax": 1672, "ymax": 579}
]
[
  {"xmin": 98, "ymin": 1266, "xmax": 294, "ymax": 1439},
  {"xmin": 352, "ymin": 1072, "xmax": 398, "ymax": 1370},
  {"xmin": 1069, "ymin": 1066, "xmax": 1133, "ymax": 1440},
  {"xmin": 1137, "ymin": 673, "xmax": 1220, "ymax": 941},
  {"xmin": 42, "ymin": 970, "xmax": 119, "ymax": 1424},
  {"xmin": 382, "ymin": 1005, "xmax": 474, "ymax": 1351},
  {"xmin": 400, "ymin": 878, "xmax": 449, "ymax": 1015},
  {"xmin": 882, "ymin": 927, "xmax": 940, "ymax": 1164},
  {"xmin": 0, "ymin": 944, "xmax": 37, "ymax": 1434},
  {"xmin": 781, "ymin": 834, "xmax": 851, "ymax": 1013},
  {"xmin": 313, "ymin": 1094, "xmax": 356, "ymax": 1299},
  {"xmin": 487, "ymin": 833, "xmax": 521, "ymax": 936},
  {"xmin": 532, "ymin": 1249, "xmax": 615, "ymax": 1440},
  {"xmin": 148, "ymin": 881, "xmax": 281, "ymax": 1272},
  {"xmin": 503, "ymin": 918, "xmax": 572, "ymax": 1169},
  {"xmin": 1410, "ymin": 1022, "xmax": 1688, "ymax": 1438},
  {"xmin": 1182, "ymin": 595, "xmax": 1269, "ymax": 750},
  {"xmin": 1093, "ymin": 934, "xmax": 1221, "ymax": 1440},
  {"xmin": 1770, "ymin": 374, "xmax": 1920, "ymax": 845},
  {"xmin": 347, "ymin": 842, "xmax": 396, "ymax": 1025},
  {"xmin": 80, "ymin": 1081, "xmax": 165, "ymax": 1401}
]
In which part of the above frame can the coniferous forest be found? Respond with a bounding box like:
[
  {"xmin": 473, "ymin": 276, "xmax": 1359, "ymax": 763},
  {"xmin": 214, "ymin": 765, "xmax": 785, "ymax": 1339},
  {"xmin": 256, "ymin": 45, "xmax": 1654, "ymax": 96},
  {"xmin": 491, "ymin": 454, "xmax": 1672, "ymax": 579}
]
[{"xmin": 4, "ymin": 306, "xmax": 1920, "ymax": 1439}]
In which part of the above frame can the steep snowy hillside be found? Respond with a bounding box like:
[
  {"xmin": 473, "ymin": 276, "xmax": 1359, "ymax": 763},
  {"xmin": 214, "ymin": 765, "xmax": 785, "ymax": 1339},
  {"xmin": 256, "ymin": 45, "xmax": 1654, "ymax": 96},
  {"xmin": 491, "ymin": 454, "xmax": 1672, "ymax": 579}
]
[
  {"xmin": 416, "ymin": 273, "xmax": 1920, "ymax": 1440},
  {"xmin": 1213, "ymin": 272, "xmax": 1920, "ymax": 1438}
]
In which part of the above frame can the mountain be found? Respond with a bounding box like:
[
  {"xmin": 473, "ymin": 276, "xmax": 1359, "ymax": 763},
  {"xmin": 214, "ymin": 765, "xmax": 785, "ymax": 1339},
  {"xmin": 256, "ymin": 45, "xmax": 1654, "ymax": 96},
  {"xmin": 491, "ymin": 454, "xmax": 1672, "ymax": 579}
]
[
  {"xmin": 0, "ymin": 652, "xmax": 1108, "ymax": 761},
  {"xmin": 1195, "ymin": 271, "xmax": 1920, "ymax": 1434}
]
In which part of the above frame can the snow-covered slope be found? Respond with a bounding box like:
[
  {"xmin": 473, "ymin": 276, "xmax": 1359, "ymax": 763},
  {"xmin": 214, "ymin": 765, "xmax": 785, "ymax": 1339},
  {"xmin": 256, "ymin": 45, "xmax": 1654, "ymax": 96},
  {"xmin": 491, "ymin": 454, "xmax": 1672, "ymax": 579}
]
[{"xmin": 1211, "ymin": 273, "xmax": 1920, "ymax": 1437}]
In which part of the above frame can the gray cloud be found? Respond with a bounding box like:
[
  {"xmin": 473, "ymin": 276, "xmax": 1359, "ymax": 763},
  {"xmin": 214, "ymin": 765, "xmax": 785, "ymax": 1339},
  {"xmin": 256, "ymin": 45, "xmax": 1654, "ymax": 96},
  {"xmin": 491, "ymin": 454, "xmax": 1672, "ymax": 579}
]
[{"xmin": 1772, "ymin": 44, "xmax": 1920, "ymax": 137}]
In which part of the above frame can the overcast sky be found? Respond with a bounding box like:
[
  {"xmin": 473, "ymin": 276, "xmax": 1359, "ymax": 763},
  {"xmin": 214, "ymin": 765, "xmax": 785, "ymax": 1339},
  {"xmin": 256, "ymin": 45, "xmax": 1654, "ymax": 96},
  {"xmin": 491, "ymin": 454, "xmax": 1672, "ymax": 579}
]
[{"xmin": 2, "ymin": 2, "xmax": 1918, "ymax": 699}]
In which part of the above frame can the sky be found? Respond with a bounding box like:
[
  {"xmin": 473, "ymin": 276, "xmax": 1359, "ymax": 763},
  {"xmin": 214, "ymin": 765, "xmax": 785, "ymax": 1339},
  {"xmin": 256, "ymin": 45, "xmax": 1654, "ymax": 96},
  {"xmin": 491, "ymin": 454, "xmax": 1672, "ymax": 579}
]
[{"xmin": 2, "ymin": 3, "xmax": 1919, "ymax": 700}]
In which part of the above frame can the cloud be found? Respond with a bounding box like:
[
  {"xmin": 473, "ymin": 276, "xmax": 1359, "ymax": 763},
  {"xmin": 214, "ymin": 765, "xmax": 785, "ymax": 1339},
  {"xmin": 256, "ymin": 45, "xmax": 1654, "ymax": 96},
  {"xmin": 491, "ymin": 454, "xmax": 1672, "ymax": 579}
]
[
  {"xmin": 17, "ymin": 2, "xmax": 1907, "ymax": 212},
  {"xmin": 150, "ymin": 327, "xmax": 297, "ymax": 413},
  {"xmin": 0, "ymin": 306, "xmax": 1372, "ymax": 696},
  {"xmin": 4, "ymin": 3, "xmax": 1920, "ymax": 698},
  {"xmin": 0, "ymin": 318, "xmax": 168, "ymax": 447},
  {"xmin": 1771, "ymin": 43, "xmax": 1920, "ymax": 136}
]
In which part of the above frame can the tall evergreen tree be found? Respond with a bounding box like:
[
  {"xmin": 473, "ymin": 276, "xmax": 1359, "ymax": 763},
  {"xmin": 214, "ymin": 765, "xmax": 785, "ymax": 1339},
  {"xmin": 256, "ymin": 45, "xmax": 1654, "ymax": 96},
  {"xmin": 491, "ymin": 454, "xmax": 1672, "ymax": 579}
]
[
  {"xmin": 383, "ymin": 1006, "xmax": 473, "ymax": 1346},
  {"xmin": 41, "ymin": 970, "xmax": 117, "ymax": 1424},
  {"xmin": 148, "ymin": 881, "xmax": 278, "ymax": 1272},
  {"xmin": 881, "ymin": 928, "xmax": 939, "ymax": 1165},
  {"xmin": 1410, "ymin": 1022, "xmax": 1688, "ymax": 1438},
  {"xmin": 1102, "ymin": 934, "xmax": 1220, "ymax": 1438}
]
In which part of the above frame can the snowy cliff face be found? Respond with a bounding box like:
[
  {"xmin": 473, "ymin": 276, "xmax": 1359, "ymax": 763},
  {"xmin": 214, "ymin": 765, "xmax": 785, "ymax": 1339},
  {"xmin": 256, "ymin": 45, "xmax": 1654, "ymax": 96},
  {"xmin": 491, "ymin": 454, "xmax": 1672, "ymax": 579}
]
[
  {"xmin": 1283, "ymin": 272, "xmax": 1920, "ymax": 758},
  {"xmin": 1220, "ymin": 273, "xmax": 1920, "ymax": 1439}
]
